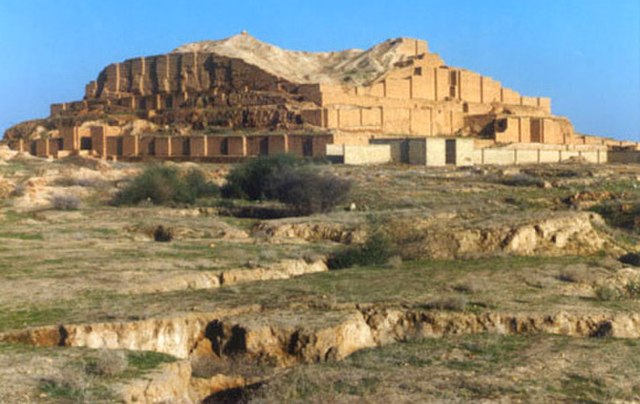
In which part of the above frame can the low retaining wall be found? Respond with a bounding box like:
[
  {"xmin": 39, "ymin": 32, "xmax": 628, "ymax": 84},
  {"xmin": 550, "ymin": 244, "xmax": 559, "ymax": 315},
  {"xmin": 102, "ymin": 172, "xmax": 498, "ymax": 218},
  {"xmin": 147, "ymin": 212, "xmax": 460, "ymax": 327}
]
[
  {"xmin": 608, "ymin": 151, "xmax": 640, "ymax": 164},
  {"xmin": 326, "ymin": 144, "xmax": 391, "ymax": 165},
  {"xmin": 473, "ymin": 148, "xmax": 607, "ymax": 165}
]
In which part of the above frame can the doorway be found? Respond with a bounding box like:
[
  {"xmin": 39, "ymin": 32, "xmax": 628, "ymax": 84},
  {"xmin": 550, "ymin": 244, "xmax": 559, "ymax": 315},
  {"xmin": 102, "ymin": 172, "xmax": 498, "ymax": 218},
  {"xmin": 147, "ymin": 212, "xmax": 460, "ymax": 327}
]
[
  {"xmin": 302, "ymin": 137, "xmax": 313, "ymax": 157},
  {"xmin": 445, "ymin": 139, "xmax": 456, "ymax": 165}
]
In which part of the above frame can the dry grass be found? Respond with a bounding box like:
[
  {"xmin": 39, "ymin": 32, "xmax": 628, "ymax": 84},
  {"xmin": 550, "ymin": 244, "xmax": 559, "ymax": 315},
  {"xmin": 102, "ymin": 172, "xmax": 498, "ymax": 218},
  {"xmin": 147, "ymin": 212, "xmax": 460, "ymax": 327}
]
[{"xmin": 1, "ymin": 159, "xmax": 640, "ymax": 401}]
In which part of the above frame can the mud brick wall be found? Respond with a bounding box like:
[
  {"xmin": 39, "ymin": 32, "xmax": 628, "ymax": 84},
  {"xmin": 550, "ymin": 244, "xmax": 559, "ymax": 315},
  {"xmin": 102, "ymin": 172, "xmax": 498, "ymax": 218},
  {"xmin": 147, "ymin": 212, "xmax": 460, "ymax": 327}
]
[
  {"xmin": 170, "ymin": 137, "xmax": 191, "ymax": 157},
  {"xmin": 139, "ymin": 137, "xmax": 156, "ymax": 156},
  {"xmin": 106, "ymin": 137, "xmax": 122, "ymax": 156},
  {"xmin": 481, "ymin": 77, "xmax": 501, "ymax": 103},
  {"xmin": 35, "ymin": 139, "xmax": 49, "ymax": 157},
  {"xmin": 459, "ymin": 71, "xmax": 482, "ymax": 103},
  {"xmin": 268, "ymin": 135, "xmax": 288, "ymax": 154},
  {"xmin": 226, "ymin": 136, "xmax": 246, "ymax": 156},
  {"xmin": 122, "ymin": 135, "xmax": 139, "ymax": 157},
  {"xmin": 189, "ymin": 136, "xmax": 207, "ymax": 157},
  {"xmin": 246, "ymin": 136, "xmax": 268, "ymax": 156},
  {"xmin": 90, "ymin": 126, "xmax": 107, "ymax": 156},
  {"xmin": 154, "ymin": 137, "xmax": 172, "ymax": 157},
  {"xmin": 501, "ymin": 88, "xmax": 521, "ymax": 105},
  {"xmin": 206, "ymin": 136, "xmax": 225, "ymax": 156},
  {"xmin": 93, "ymin": 53, "xmax": 289, "ymax": 100}
]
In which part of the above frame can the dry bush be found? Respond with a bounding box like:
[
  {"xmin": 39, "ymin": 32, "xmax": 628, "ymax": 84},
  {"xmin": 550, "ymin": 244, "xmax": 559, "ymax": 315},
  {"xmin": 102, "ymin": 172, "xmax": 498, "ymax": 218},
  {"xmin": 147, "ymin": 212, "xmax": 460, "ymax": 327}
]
[
  {"xmin": 384, "ymin": 255, "xmax": 403, "ymax": 269},
  {"xmin": 557, "ymin": 267, "xmax": 593, "ymax": 284},
  {"xmin": 452, "ymin": 282, "xmax": 483, "ymax": 294},
  {"xmin": 424, "ymin": 295, "xmax": 468, "ymax": 311},
  {"xmin": 84, "ymin": 350, "xmax": 127, "ymax": 376},
  {"xmin": 50, "ymin": 193, "xmax": 81, "ymax": 210},
  {"xmin": 55, "ymin": 176, "xmax": 106, "ymax": 188},
  {"xmin": 499, "ymin": 173, "xmax": 545, "ymax": 187}
]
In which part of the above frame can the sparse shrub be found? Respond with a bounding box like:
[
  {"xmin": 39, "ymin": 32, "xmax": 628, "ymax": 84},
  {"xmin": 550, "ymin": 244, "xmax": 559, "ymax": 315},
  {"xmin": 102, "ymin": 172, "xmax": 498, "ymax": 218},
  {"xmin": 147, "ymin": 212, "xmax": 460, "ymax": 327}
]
[
  {"xmin": 54, "ymin": 176, "xmax": 106, "ymax": 188},
  {"xmin": 385, "ymin": 255, "xmax": 403, "ymax": 269},
  {"xmin": 595, "ymin": 285, "xmax": 624, "ymax": 301},
  {"xmin": 85, "ymin": 350, "xmax": 127, "ymax": 376},
  {"xmin": 222, "ymin": 155, "xmax": 351, "ymax": 215},
  {"xmin": 11, "ymin": 182, "xmax": 27, "ymax": 197},
  {"xmin": 556, "ymin": 267, "xmax": 597, "ymax": 284},
  {"xmin": 40, "ymin": 364, "xmax": 88, "ymax": 399},
  {"xmin": 50, "ymin": 193, "xmax": 81, "ymax": 210},
  {"xmin": 499, "ymin": 173, "xmax": 545, "ymax": 187},
  {"xmin": 452, "ymin": 282, "xmax": 482, "ymax": 294},
  {"xmin": 424, "ymin": 295, "xmax": 468, "ymax": 311},
  {"xmin": 153, "ymin": 225, "xmax": 173, "ymax": 242},
  {"xmin": 626, "ymin": 280, "xmax": 640, "ymax": 299},
  {"xmin": 113, "ymin": 165, "xmax": 218, "ymax": 206},
  {"xmin": 327, "ymin": 231, "xmax": 395, "ymax": 270}
]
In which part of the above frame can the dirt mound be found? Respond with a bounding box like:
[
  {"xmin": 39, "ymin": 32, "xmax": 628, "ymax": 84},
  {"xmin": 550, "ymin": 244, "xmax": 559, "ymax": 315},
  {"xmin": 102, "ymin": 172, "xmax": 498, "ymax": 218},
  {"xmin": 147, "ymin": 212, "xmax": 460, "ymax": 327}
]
[{"xmin": 173, "ymin": 33, "xmax": 426, "ymax": 86}]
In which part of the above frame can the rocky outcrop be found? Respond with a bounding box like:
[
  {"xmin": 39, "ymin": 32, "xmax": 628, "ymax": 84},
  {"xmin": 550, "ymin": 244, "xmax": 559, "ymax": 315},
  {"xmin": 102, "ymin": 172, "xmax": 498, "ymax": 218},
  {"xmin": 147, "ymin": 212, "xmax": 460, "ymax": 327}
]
[
  {"xmin": 399, "ymin": 212, "xmax": 617, "ymax": 259},
  {"xmin": 120, "ymin": 360, "xmax": 194, "ymax": 404},
  {"xmin": 128, "ymin": 258, "xmax": 328, "ymax": 294},
  {"xmin": 0, "ymin": 306, "xmax": 259, "ymax": 359},
  {"xmin": 5, "ymin": 305, "xmax": 640, "ymax": 402},
  {"xmin": 253, "ymin": 219, "xmax": 366, "ymax": 244}
]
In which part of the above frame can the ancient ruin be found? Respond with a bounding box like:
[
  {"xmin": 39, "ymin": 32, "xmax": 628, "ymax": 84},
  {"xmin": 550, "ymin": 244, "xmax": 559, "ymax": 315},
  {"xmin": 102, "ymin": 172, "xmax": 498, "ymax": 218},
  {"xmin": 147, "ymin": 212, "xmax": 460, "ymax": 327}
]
[{"xmin": 4, "ymin": 32, "xmax": 638, "ymax": 164}]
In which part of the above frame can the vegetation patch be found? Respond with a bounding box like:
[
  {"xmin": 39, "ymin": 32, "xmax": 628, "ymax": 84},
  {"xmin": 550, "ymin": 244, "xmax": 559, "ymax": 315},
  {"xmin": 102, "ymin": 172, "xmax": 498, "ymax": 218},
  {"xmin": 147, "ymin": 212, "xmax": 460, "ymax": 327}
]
[
  {"xmin": 113, "ymin": 165, "xmax": 217, "ymax": 206},
  {"xmin": 590, "ymin": 201, "xmax": 640, "ymax": 233},
  {"xmin": 222, "ymin": 154, "xmax": 351, "ymax": 215},
  {"xmin": 327, "ymin": 231, "xmax": 395, "ymax": 270}
]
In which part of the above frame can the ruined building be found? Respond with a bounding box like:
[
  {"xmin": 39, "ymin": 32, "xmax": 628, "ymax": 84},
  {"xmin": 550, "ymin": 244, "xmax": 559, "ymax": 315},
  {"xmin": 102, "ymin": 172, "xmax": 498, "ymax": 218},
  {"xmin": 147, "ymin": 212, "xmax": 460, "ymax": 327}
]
[{"xmin": 5, "ymin": 33, "xmax": 635, "ymax": 164}]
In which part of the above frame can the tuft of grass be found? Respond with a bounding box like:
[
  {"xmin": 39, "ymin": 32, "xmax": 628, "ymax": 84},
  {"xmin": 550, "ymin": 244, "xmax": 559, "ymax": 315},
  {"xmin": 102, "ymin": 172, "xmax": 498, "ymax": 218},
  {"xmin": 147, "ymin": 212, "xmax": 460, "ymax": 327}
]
[
  {"xmin": 423, "ymin": 295, "xmax": 468, "ymax": 311},
  {"xmin": 85, "ymin": 350, "xmax": 128, "ymax": 377},
  {"xmin": 0, "ymin": 232, "xmax": 43, "ymax": 241},
  {"xmin": 126, "ymin": 351, "xmax": 176, "ymax": 374},
  {"xmin": 499, "ymin": 173, "xmax": 545, "ymax": 188},
  {"xmin": 39, "ymin": 379, "xmax": 84, "ymax": 400}
]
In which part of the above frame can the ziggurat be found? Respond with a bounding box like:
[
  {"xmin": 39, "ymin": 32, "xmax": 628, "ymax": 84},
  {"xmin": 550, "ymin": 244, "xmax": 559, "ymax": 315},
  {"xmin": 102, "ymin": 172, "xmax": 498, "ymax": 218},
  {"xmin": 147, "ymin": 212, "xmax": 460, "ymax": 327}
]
[{"xmin": 5, "ymin": 33, "xmax": 638, "ymax": 164}]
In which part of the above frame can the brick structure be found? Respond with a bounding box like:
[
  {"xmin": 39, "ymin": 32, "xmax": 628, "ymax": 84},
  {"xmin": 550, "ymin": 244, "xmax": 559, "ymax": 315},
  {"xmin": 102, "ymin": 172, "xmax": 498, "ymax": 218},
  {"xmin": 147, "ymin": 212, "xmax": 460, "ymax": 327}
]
[{"xmin": 7, "ymin": 33, "xmax": 638, "ymax": 162}]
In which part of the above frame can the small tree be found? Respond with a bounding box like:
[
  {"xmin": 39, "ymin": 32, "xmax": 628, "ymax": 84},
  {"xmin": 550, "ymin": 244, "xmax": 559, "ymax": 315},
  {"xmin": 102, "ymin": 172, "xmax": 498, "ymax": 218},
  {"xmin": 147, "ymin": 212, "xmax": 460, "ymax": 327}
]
[{"xmin": 221, "ymin": 155, "xmax": 351, "ymax": 215}]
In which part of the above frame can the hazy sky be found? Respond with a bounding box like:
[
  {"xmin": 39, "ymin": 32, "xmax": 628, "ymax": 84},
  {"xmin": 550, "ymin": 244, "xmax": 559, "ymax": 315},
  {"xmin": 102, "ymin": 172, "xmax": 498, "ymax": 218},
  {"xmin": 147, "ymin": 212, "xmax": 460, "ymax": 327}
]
[{"xmin": 1, "ymin": 0, "xmax": 638, "ymax": 140}]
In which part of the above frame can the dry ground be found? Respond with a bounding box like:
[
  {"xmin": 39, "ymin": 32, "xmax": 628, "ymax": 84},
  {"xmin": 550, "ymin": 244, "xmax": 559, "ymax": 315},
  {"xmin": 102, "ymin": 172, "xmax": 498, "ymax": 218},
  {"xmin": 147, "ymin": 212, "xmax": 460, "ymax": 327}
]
[{"xmin": 0, "ymin": 152, "xmax": 639, "ymax": 402}]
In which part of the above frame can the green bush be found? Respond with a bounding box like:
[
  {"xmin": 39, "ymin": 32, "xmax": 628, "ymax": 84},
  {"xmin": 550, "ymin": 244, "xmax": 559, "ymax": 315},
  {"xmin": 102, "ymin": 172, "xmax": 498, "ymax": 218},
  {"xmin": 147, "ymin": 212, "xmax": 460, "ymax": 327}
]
[
  {"xmin": 594, "ymin": 285, "xmax": 624, "ymax": 301},
  {"xmin": 221, "ymin": 154, "xmax": 299, "ymax": 200},
  {"xmin": 113, "ymin": 165, "xmax": 217, "ymax": 206},
  {"xmin": 327, "ymin": 231, "xmax": 395, "ymax": 270},
  {"xmin": 221, "ymin": 155, "xmax": 351, "ymax": 215},
  {"xmin": 267, "ymin": 166, "xmax": 352, "ymax": 215},
  {"xmin": 499, "ymin": 173, "xmax": 545, "ymax": 187},
  {"xmin": 590, "ymin": 202, "xmax": 640, "ymax": 233}
]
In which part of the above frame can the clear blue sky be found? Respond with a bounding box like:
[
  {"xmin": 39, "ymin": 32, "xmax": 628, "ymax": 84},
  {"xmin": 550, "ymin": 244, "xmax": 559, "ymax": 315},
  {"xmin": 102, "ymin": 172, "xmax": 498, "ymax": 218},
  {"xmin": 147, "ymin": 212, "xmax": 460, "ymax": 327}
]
[{"xmin": 1, "ymin": 0, "xmax": 639, "ymax": 140}]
